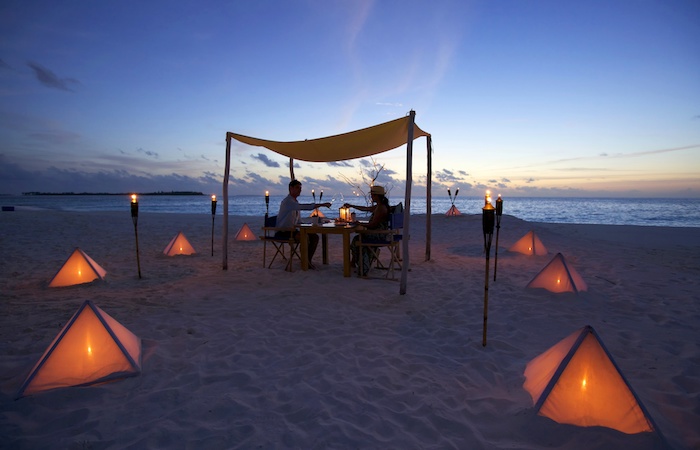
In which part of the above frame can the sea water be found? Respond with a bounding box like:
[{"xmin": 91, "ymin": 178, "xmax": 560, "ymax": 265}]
[{"xmin": 2, "ymin": 195, "xmax": 698, "ymax": 228}]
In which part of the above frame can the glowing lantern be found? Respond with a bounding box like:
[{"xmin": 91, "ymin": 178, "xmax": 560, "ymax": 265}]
[
  {"xmin": 16, "ymin": 300, "xmax": 141, "ymax": 398},
  {"xmin": 339, "ymin": 206, "xmax": 352, "ymax": 222},
  {"xmin": 509, "ymin": 230, "xmax": 548, "ymax": 256},
  {"xmin": 49, "ymin": 248, "xmax": 107, "ymax": 288},
  {"xmin": 235, "ymin": 223, "xmax": 256, "ymax": 241},
  {"xmin": 524, "ymin": 325, "xmax": 658, "ymax": 434},
  {"xmin": 163, "ymin": 231, "xmax": 196, "ymax": 256},
  {"xmin": 526, "ymin": 253, "xmax": 587, "ymax": 294}
]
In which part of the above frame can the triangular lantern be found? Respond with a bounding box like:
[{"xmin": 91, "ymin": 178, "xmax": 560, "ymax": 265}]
[
  {"xmin": 17, "ymin": 300, "xmax": 141, "ymax": 398},
  {"xmin": 509, "ymin": 230, "xmax": 548, "ymax": 255},
  {"xmin": 163, "ymin": 231, "xmax": 196, "ymax": 256},
  {"xmin": 445, "ymin": 205, "xmax": 461, "ymax": 216},
  {"xmin": 309, "ymin": 209, "xmax": 325, "ymax": 218},
  {"xmin": 523, "ymin": 325, "xmax": 658, "ymax": 435},
  {"xmin": 235, "ymin": 223, "xmax": 256, "ymax": 241},
  {"xmin": 49, "ymin": 248, "xmax": 107, "ymax": 288},
  {"xmin": 526, "ymin": 253, "xmax": 587, "ymax": 293}
]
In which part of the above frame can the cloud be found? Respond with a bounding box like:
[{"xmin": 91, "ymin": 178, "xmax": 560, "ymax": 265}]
[
  {"xmin": 137, "ymin": 147, "xmax": 159, "ymax": 159},
  {"xmin": 26, "ymin": 62, "xmax": 80, "ymax": 92},
  {"xmin": 252, "ymin": 153, "xmax": 281, "ymax": 168},
  {"xmin": 328, "ymin": 160, "xmax": 353, "ymax": 167},
  {"xmin": 0, "ymin": 59, "xmax": 11, "ymax": 70}
]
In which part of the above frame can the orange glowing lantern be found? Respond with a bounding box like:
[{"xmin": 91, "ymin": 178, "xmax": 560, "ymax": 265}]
[
  {"xmin": 234, "ymin": 223, "xmax": 256, "ymax": 241},
  {"xmin": 163, "ymin": 231, "xmax": 196, "ymax": 256},
  {"xmin": 509, "ymin": 230, "xmax": 548, "ymax": 256},
  {"xmin": 339, "ymin": 206, "xmax": 352, "ymax": 222},
  {"xmin": 523, "ymin": 325, "xmax": 658, "ymax": 434},
  {"xmin": 49, "ymin": 248, "xmax": 107, "ymax": 288},
  {"xmin": 526, "ymin": 253, "xmax": 587, "ymax": 294},
  {"xmin": 16, "ymin": 300, "xmax": 141, "ymax": 398}
]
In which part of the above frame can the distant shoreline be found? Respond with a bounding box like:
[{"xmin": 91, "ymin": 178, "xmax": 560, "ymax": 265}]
[{"xmin": 21, "ymin": 191, "xmax": 204, "ymax": 196}]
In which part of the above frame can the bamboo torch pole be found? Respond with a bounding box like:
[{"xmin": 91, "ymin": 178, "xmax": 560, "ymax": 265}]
[
  {"xmin": 211, "ymin": 195, "xmax": 217, "ymax": 256},
  {"xmin": 482, "ymin": 193, "xmax": 495, "ymax": 346},
  {"xmin": 493, "ymin": 194, "xmax": 503, "ymax": 281},
  {"xmin": 130, "ymin": 194, "xmax": 142, "ymax": 279}
]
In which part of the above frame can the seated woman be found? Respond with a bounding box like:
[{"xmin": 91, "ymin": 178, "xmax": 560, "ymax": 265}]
[{"xmin": 344, "ymin": 185, "xmax": 390, "ymax": 275}]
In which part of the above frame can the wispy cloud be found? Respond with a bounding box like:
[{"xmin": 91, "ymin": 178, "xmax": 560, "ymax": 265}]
[
  {"xmin": 252, "ymin": 153, "xmax": 280, "ymax": 168},
  {"xmin": 137, "ymin": 147, "xmax": 159, "ymax": 159},
  {"xmin": 26, "ymin": 62, "xmax": 79, "ymax": 92}
]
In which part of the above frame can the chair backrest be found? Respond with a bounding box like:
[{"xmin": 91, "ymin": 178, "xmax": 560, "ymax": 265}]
[
  {"xmin": 390, "ymin": 212, "xmax": 403, "ymax": 230},
  {"xmin": 264, "ymin": 215, "xmax": 277, "ymax": 227},
  {"xmin": 390, "ymin": 202, "xmax": 404, "ymax": 214}
]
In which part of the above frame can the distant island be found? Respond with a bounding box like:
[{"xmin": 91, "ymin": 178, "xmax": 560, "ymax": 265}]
[{"xmin": 22, "ymin": 191, "xmax": 204, "ymax": 196}]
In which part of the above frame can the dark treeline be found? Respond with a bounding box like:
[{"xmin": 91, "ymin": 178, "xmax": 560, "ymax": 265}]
[{"xmin": 22, "ymin": 191, "xmax": 204, "ymax": 196}]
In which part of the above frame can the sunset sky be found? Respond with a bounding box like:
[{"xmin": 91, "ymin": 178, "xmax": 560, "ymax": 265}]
[{"xmin": 1, "ymin": 0, "xmax": 699, "ymax": 198}]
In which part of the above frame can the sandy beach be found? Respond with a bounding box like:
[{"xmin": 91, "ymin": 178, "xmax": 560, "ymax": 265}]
[{"xmin": 1, "ymin": 209, "xmax": 698, "ymax": 449}]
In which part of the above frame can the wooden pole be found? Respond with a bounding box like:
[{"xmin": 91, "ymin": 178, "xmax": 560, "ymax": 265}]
[
  {"xmin": 222, "ymin": 134, "xmax": 231, "ymax": 270},
  {"xmin": 483, "ymin": 248, "xmax": 490, "ymax": 346},
  {"xmin": 482, "ymin": 202, "xmax": 495, "ymax": 346},
  {"xmin": 400, "ymin": 110, "xmax": 415, "ymax": 295},
  {"xmin": 493, "ymin": 196, "xmax": 503, "ymax": 281},
  {"xmin": 133, "ymin": 223, "xmax": 141, "ymax": 279},
  {"xmin": 425, "ymin": 135, "xmax": 432, "ymax": 262}
]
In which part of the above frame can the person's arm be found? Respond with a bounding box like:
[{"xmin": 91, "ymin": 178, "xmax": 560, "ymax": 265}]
[
  {"xmin": 298, "ymin": 202, "xmax": 332, "ymax": 211},
  {"xmin": 344, "ymin": 203, "xmax": 375, "ymax": 213}
]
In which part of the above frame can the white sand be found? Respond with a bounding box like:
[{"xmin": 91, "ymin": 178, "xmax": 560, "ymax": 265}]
[{"xmin": 0, "ymin": 209, "xmax": 698, "ymax": 449}]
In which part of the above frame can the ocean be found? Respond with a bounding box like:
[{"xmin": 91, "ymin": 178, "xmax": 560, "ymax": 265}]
[{"xmin": 2, "ymin": 194, "xmax": 698, "ymax": 228}]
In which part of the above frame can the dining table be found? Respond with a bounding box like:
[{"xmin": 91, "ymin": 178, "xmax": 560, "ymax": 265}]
[{"xmin": 297, "ymin": 222, "xmax": 358, "ymax": 277}]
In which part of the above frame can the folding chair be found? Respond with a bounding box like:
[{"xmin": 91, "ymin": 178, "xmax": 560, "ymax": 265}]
[
  {"xmin": 356, "ymin": 212, "xmax": 403, "ymax": 279},
  {"xmin": 259, "ymin": 215, "xmax": 300, "ymax": 272}
]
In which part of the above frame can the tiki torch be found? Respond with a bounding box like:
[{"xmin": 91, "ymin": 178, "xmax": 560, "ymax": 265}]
[
  {"xmin": 482, "ymin": 196, "xmax": 496, "ymax": 347},
  {"xmin": 493, "ymin": 194, "xmax": 503, "ymax": 282},
  {"xmin": 211, "ymin": 195, "xmax": 217, "ymax": 256},
  {"xmin": 312, "ymin": 189, "xmax": 317, "ymax": 216},
  {"xmin": 130, "ymin": 194, "xmax": 142, "ymax": 279},
  {"xmin": 265, "ymin": 190, "xmax": 270, "ymax": 218}
]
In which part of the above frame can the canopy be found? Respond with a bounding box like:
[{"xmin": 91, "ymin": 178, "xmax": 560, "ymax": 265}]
[
  {"xmin": 228, "ymin": 115, "xmax": 429, "ymax": 162},
  {"xmin": 222, "ymin": 111, "xmax": 433, "ymax": 294}
]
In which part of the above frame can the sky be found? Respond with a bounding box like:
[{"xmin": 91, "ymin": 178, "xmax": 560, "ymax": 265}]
[{"xmin": 1, "ymin": 0, "xmax": 699, "ymax": 198}]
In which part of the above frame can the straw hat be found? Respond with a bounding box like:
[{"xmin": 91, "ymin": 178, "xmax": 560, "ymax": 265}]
[{"xmin": 370, "ymin": 185, "xmax": 386, "ymax": 196}]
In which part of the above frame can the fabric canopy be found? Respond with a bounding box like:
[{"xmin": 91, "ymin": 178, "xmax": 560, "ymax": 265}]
[
  {"xmin": 223, "ymin": 111, "xmax": 432, "ymax": 295},
  {"xmin": 227, "ymin": 116, "xmax": 430, "ymax": 163}
]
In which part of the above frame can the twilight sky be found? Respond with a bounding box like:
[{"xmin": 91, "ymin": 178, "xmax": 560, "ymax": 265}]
[{"xmin": 1, "ymin": 0, "xmax": 699, "ymax": 198}]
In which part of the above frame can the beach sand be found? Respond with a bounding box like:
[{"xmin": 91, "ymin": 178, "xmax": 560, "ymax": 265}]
[{"xmin": 1, "ymin": 209, "xmax": 698, "ymax": 449}]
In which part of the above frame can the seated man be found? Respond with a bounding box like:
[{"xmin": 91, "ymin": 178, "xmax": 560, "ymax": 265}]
[{"xmin": 275, "ymin": 179, "xmax": 331, "ymax": 269}]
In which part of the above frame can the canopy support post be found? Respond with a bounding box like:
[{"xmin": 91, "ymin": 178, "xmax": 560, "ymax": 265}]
[
  {"xmin": 289, "ymin": 157, "xmax": 295, "ymax": 180},
  {"xmin": 400, "ymin": 110, "xmax": 415, "ymax": 295},
  {"xmin": 222, "ymin": 133, "xmax": 231, "ymax": 270},
  {"xmin": 426, "ymin": 135, "xmax": 432, "ymax": 261}
]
